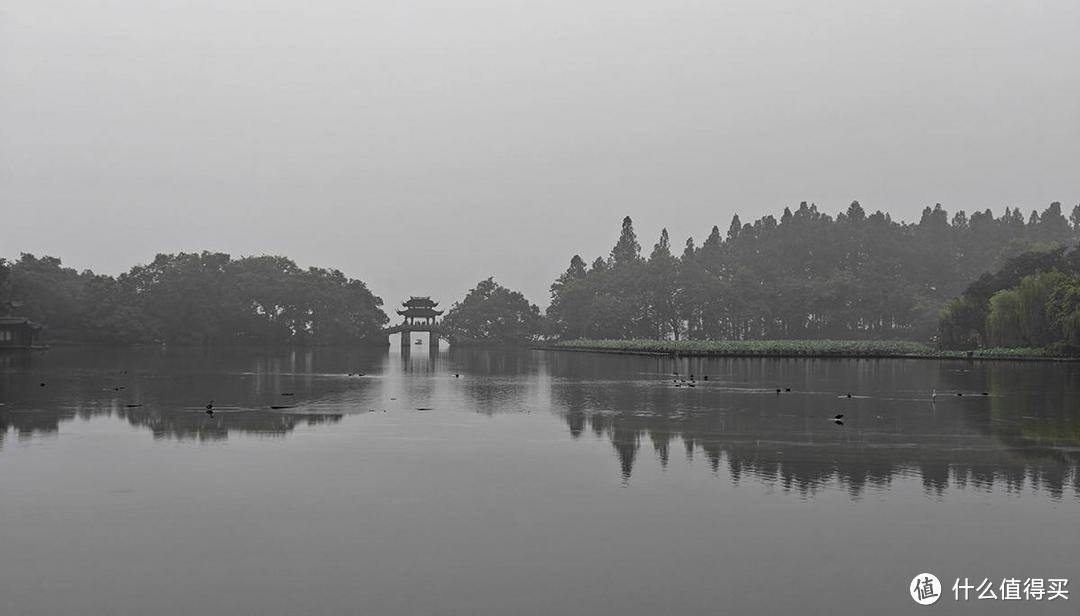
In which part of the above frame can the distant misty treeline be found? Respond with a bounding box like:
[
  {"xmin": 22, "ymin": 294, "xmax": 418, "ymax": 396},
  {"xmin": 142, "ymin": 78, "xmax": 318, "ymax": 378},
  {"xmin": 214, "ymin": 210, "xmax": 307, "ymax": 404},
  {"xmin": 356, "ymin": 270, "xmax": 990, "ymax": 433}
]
[
  {"xmin": 3, "ymin": 200, "xmax": 1079, "ymax": 348},
  {"xmin": 547, "ymin": 202, "xmax": 1080, "ymax": 343},
  {"xmin": 0, "ymin": 253, "xmax": 388, "ymax": 345}
]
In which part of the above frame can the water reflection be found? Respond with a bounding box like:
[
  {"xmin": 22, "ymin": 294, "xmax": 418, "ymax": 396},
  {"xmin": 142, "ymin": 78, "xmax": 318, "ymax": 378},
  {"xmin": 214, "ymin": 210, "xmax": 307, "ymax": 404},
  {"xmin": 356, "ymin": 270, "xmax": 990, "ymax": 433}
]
[
  {"xmin": 544, "ymin": 352, "xmax": 1080, "ymax": 499},
  {"xmin": 0, "ymin": 348, "xmax": 362, "ymax": 442},
  {"xmin": 2, "ymin": 347, "xmax": 1078, "ymax": 499}
]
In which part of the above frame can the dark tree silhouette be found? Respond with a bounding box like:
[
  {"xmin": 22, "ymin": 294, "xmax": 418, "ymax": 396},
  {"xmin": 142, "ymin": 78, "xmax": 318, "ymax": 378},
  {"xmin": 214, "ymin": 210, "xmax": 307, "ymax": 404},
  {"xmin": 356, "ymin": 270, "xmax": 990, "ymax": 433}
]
[
  {"xmin": 2, "ymin": 252, "xmax": 387, "ymax": 345},
  {"xmin": 548, "ymin": 202, "xmax": 1080, "ymax": 344},
  {"xmin": 609, "ymin": 216, "xmax": 642, "ymax": 267},
  {"xmin": 442, "ymin": 278, "xmax": 543, "ymax": 345}
]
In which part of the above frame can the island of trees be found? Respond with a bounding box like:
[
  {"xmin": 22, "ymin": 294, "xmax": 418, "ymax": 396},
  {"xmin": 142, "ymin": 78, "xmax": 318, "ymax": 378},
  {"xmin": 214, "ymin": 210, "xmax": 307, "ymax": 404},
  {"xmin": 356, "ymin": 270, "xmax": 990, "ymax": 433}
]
[{"xmin": 3, "ymin": 200, "xmax": 1079, "ymax": 355}]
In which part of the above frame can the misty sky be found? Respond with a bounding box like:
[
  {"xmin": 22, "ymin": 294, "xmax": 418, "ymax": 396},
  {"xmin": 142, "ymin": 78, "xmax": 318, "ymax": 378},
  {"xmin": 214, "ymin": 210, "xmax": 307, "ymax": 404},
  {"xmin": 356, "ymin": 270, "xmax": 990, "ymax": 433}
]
[{"xmin": 2, "ymin": 1, "xmax": 1078, "ymax": 310}]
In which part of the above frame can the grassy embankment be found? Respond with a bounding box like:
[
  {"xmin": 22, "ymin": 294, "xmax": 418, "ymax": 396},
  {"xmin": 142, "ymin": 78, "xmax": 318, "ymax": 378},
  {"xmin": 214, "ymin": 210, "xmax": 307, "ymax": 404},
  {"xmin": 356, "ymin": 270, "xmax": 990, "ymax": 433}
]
[{"xmin": 545, "ymin": 339, "xmax": 1067, "ymax": 359}]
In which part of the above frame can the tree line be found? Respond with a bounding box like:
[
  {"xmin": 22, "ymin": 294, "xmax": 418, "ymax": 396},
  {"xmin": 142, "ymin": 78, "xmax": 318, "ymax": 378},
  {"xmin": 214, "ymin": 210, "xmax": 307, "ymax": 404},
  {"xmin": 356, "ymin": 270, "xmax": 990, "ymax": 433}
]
[
  {"xmin": 0, "ymin": 251, "xmax": 543, "ymax": 347},
  {"xmin": 0, "ymin": 252, "xmax": 388, "ymax": 345},
  {"xmin": 3, "ymin": 201, "xmax": 1078, "ymax": 348},
  {"xmin": 547, "ymin": 202, "xmax": 1080, "ymax": 343}
]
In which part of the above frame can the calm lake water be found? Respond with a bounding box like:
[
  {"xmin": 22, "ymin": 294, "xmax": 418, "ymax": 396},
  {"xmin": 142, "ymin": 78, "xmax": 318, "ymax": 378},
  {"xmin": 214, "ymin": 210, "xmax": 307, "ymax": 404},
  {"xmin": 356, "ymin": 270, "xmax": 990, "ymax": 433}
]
[{"xmin": 1, "ymin": 346, "xmax": 1077, "ymax": 615}]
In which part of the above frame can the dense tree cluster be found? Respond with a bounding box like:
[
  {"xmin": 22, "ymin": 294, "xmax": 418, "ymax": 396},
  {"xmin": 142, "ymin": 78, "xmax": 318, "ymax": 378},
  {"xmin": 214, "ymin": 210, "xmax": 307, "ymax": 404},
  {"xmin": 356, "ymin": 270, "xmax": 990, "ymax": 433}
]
[
  {"xmin": 441, "ymin": 278, "xmax": 543, "ymax": 345},
  {"xmin": 0, "ymin": 252, "xmax": 388, "ymax": 345},
  {"xmin": 939, "ymin": 246, "xmax": 1080, "ymax": 352},
  {"xmin": 548, "ymin": 202, "xmax": 1080, "ymax": 342}
]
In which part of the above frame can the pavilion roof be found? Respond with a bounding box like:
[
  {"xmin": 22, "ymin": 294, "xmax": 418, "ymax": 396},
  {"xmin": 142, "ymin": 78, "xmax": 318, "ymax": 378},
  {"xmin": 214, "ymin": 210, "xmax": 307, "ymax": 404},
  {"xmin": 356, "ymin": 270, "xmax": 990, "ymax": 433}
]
[
  {"xmin": 397, "ymin": 307, "xmax": 444, "ymax": 317},
  {"xmin": 402, "ymin": 296, "xmax": 439, "ymax": 308}
]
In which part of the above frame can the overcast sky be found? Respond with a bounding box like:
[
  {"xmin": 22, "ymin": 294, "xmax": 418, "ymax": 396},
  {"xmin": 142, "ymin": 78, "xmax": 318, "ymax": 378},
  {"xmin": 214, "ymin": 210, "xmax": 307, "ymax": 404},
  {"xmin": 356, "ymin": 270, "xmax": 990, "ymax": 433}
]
[{"xmin": 2, "ymin": 0, "xmax": 1078, "ymax": 309}]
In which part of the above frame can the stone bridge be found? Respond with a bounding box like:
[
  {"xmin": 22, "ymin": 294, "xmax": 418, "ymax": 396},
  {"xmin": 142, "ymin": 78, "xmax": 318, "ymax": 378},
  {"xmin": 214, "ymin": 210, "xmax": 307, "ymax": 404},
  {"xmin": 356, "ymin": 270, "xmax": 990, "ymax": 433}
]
[{"xmin": 382, "ymin": 324, "xmax": 453, "ymax": 348}]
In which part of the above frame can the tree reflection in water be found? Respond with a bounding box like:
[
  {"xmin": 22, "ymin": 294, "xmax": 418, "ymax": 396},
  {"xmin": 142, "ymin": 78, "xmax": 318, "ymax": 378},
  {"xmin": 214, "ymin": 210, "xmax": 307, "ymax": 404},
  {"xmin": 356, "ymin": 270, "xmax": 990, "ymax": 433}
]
[
  {"xmin": 2, "ymin": 347, "xmax": 1077, "ymax": 499},
  {"xmin": 542, "ymin": 351, "xmax": 1080, "ymax": 499}
]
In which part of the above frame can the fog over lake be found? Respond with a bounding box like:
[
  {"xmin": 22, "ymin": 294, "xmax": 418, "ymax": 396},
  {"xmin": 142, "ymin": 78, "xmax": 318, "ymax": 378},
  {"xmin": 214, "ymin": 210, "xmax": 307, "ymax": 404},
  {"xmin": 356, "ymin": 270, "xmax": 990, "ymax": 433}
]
[{"xmin": 3, "ymin": 1, "xmax": 1079, "ymax": 305}]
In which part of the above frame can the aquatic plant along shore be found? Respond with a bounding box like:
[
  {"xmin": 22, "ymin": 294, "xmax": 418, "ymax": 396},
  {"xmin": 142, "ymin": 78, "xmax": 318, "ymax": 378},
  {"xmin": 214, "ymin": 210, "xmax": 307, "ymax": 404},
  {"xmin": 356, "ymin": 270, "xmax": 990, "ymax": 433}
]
[{"xmin": 546, "ymin": 339, "xmax": 1076, "ymax": 360}]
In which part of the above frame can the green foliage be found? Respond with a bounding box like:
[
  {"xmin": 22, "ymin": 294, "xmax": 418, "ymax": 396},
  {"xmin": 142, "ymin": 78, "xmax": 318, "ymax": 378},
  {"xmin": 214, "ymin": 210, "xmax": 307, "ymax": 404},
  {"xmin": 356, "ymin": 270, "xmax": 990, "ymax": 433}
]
[
  {"xmin": 442, "ymin": 278, "xmax": 543, "ymax": 345},
  {"xmin": 1047, "ymin": 276, "xmax": 1080, "ymax": 349},
  {"xmin": 1017, "ymin": 271, "xmax": 1069, "ymax": 345},
  {"xmin": 975, "ymin": 268, "xmax": 1080, "ymax": 353},
  {"xmin": 938, "ymin": 245, "xmax": 1072, "ymax": 348},
  {"xmin": 2, "ymin": 252, "xmax": 387, "ymax": 345},
  {"xmin": 986, "ymin": 288, "xmax": 1024, "ymax": 347},
  {"xmin": 1048, "ymin": 285, "xmax": 1080, "ymax": 353}
]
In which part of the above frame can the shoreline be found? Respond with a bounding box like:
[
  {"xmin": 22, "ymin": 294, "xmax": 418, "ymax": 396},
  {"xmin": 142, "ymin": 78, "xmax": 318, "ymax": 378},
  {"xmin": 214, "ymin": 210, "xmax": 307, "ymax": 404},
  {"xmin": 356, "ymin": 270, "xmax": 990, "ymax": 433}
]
[{"xmin": 531, "ymin": 345, "xmax": 1080, "ymax": 362}]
